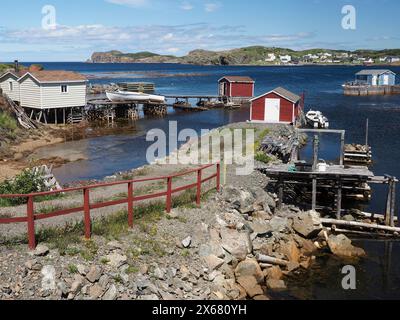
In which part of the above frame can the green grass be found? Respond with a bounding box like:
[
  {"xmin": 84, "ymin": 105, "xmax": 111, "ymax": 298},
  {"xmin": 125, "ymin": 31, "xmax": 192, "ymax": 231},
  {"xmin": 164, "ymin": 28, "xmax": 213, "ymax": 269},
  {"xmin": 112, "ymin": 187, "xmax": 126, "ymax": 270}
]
[
  {"xmin": 255, "ymin": 152, "xmax": 272, "ymax": 164},
  {"xmin": 0, "ymin": 111, "xmax": 17, "ymax": 131},
  {"xmin": 68, "ymin": 264, "xmax": 78, "ymax": 274}
]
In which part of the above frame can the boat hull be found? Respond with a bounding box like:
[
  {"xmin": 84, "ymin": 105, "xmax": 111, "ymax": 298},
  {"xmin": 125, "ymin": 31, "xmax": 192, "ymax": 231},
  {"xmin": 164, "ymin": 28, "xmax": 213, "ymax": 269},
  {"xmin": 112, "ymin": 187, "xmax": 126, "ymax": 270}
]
[{"xmin": 106, "ymin": 91, "xmax": 165, "ymax": 103}]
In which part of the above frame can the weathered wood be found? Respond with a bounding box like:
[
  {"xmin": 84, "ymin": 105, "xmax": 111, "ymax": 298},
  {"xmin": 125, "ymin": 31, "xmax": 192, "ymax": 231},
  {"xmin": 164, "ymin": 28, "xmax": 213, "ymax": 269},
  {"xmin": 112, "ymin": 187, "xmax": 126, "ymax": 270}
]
[
  {"xmin": 385, "ymin": 177, "xmax": 393, "ymax": 226},
  {"xmin": 312, "ymin": 177, "xmax": 317, "ymax": 211},
  {"xmin": 390, "ymin": 180, "xmax": 396, "ymax": 227},
  {"xmin": 327, "ymin": 227, "xmax": 399, "ymax": 238},
  {"xmin": 322, "ymin": 218, "xmax": 400, "ymax": 234},
  {"xmin": 256, "ymin": 254, "xmax": 289, "ymax": 267},
  {"xmin": 336, "ymin": 180, "xmax": 342, "ymax": 220}
]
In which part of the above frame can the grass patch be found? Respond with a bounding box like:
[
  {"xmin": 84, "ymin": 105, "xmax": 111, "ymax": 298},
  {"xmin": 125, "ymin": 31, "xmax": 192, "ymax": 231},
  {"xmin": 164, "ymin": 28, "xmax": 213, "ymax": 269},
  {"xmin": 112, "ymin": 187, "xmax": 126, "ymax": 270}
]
[
  {"xmin": 68, "ymin": 264, "xmax": 78, "ymax": 274},
  {"xmin": 0, "ymin": 111, "xmax": 17, "ymax": 131},
  {"xmin": 255, "ymin": 151, "xmax": 272, "ymax": 164}
]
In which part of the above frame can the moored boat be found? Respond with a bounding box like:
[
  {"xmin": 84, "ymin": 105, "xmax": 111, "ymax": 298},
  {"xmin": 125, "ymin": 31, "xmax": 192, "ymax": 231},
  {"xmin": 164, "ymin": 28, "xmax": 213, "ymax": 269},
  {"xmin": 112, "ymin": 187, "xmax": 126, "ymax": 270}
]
[
  {"xmin": 305, "ymin": 110, "xmax": 329, "ymax": 129},
  {"xmin": 106, "ymin": 91, "xmax": 165, "ymax": 103}
]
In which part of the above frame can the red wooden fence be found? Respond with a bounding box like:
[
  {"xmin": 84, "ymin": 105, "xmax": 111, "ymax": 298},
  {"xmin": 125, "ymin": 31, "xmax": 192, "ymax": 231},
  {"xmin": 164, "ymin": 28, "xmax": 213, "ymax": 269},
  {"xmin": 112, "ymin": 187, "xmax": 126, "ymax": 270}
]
[{"xmin": 0, "ymin": 163, "xmax": 221, "ymax": 250}]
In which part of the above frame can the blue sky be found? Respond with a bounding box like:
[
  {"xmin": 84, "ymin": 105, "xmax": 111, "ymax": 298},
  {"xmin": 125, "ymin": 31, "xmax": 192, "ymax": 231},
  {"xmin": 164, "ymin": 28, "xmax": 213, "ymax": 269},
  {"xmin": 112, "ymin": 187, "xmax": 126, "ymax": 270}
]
[{"xmin": 0, "ymin": 0, "xmax": 399, "ymax": 61}]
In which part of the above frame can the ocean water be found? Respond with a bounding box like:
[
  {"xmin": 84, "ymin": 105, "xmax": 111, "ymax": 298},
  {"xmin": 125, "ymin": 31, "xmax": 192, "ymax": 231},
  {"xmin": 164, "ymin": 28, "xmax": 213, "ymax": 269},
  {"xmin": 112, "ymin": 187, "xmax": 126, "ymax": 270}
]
[{"xmin": 33, "ymin": 62, "xmax": 400, "ymax": 299}]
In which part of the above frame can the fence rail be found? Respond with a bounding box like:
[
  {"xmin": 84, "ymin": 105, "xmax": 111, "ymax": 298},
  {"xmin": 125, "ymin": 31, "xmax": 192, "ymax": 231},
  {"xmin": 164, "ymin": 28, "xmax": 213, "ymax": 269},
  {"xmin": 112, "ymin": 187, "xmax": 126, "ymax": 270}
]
[{"xmin": 0, "ymin": 163, "xmax": 221, "ymax": 249}]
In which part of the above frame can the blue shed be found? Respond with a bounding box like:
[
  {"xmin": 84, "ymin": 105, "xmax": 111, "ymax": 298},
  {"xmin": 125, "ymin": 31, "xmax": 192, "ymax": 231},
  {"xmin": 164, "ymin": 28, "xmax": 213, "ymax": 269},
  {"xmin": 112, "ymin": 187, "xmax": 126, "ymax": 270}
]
[{"xmin": 355, "ymin": 69, "xmax": 396, "ymax": 86}]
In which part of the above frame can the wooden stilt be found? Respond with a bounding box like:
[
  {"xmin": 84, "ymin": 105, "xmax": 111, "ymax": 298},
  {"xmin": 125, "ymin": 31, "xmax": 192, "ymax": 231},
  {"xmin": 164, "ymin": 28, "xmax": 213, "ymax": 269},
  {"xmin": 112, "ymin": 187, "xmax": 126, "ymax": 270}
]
[
  {"xmin": 43, "ymin": 109, "xmax": 48, "ymax": 124},
  {"xmin": 63, "ymin": 108, "xmax": 66, "ymax": 125},
  {"xmin": 278, "ymin": 179, "xmax": 284, "ymax": 210},
  {"xmin": 336, "ymin": 178, "xmax": 343, "ymax": 220},
  {"xmin": 340, "ymin": 131, "xmax": 345, "ymax": 166},
  {"xmin": 55, "ymin": 108, "xmax": 58, "ymax": 125},
  {"xmin": 30, "ymin": 109, "xmax": 34, "ymax": 120},
  {"xmin": 312, "ymin": 135, "xmax": 319, "ymax": 171},
  {"xmin": 312, "ymin": 177, "xmax": 317, "ymax": 211},
  {"xmin": 385, "ymin": 177, "xmax": 393, "ymax": 226},
  {"xmin": 390, "ymin": 179, "xmax": 396, "ymax": 227}
]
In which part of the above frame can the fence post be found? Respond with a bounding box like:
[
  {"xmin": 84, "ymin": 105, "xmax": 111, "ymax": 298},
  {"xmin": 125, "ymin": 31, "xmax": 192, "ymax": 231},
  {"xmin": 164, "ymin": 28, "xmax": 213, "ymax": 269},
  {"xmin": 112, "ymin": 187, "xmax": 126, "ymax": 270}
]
[
  {"xmin": 27, "ymin": 195, "xmax": 36, "ymax": 250},
  {"xmin": 83, "ymin": 188, "xmax": 91, "ymax": 240},
  {"xmin": 128, "ymin": 182, "xmax": 134, "ymax": 228},
  {"xmin": 166, "ymin": 177, "xmax": 172, "ymax": 213},
  {"xmin": 216, "ymin": 163, "xmax": 221, "ymax": 192},
  {"xmin": 196, "ymin": 168, "xmax": 202, "ymax": 206}
]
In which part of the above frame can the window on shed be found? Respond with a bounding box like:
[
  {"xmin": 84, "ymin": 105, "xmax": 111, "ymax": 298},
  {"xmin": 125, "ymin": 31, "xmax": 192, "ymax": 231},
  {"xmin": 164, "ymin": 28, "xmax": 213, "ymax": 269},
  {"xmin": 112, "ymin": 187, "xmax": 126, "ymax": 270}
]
[
  {"xmin": 9, "ymin": 82, "xmax": 13, "ymax": 91},
  {"xmin": 61, "ymin": 85, "xmax": 68, "ymax": 93}
]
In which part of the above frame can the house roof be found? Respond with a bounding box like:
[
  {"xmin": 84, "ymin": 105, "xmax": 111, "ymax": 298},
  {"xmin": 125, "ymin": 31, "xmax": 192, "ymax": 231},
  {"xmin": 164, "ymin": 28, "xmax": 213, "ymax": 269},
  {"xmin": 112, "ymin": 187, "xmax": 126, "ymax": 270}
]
[
  {"xmin": 251, "ymin": 87, "xmax": 301, "ymax": 103},
  {"xmin": 20, "ymin": 71, "xmax": 88, "ymax": 83},
  {"xmin": 356, "ymin": 69, "xmax": 396, "ymax": 76},
  {"xmin": 219, "ymin": 76, "xmax": 255, "ymax": 83}
]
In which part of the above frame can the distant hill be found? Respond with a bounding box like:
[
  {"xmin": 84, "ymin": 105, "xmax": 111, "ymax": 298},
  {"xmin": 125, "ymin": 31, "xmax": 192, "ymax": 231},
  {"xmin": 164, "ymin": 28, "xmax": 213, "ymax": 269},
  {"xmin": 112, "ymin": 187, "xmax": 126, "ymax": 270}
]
[{"xmin": 88, "ymin": 46, "xmax": 400, "ymax": 65}]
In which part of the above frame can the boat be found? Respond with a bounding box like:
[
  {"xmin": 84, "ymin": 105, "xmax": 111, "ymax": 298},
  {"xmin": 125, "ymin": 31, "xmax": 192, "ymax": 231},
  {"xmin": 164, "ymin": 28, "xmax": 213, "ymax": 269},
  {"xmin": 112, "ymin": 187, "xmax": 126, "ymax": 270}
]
[
  {"xmin": 305, "ymin": 110, "xmax": 330, "ymax": 129},
  {"xmin": 106, "ymin": 91, "xmax": 165, "ymax": 103}
]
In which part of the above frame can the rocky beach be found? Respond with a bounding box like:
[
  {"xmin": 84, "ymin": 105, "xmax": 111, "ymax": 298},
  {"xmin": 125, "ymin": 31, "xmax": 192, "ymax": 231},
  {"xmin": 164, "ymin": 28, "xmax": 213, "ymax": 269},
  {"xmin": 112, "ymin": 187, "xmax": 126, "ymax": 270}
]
[{"xmin": 0, "ymin": 124, "xmax": 367, "ymax": 300}]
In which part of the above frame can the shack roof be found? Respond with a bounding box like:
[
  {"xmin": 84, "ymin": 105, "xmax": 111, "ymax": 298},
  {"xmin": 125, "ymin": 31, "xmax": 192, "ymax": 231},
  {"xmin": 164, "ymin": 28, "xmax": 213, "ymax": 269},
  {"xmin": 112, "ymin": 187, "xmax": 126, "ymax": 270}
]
[
  {"xmin": 219, "ymin": 76, "xmax": 255, "ymax": 83},
  {"xmin": 356, "ymin": 69, "xmax": 396, "ymax": 76},
  {"xmin": 250, "ymin": 87, "xmax": 301, "ymax": 103}
]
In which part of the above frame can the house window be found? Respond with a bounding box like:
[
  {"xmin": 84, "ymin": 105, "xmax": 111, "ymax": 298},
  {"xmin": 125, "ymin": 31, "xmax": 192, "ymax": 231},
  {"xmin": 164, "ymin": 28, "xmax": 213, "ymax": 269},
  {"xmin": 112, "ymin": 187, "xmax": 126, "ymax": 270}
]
[
  {"xmin": 9, "ymin": 82, "xmax": 13, "ymax": 91},
  {"xmin": 61, "ymin": 85, "xmax": 68, "ymax": 93}
]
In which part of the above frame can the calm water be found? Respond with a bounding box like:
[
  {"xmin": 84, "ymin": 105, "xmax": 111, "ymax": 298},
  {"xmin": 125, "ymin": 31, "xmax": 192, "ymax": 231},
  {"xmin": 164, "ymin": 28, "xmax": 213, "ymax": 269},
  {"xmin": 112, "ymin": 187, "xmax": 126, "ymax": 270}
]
[{"xmin": 34, "ymin": 62, "xmax": 400, "ymax": 299}]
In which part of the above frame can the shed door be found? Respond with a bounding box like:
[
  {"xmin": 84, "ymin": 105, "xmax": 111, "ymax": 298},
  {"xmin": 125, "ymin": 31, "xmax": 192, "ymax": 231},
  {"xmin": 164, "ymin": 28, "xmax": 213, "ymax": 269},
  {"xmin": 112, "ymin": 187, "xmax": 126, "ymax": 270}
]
[
  {"xmin": 265, "ymin": 98, "xmax": 280, "ymax": 122},
  {"xmin": 382, "ymin": 74, "xmax": 389, "ymax": 85}
]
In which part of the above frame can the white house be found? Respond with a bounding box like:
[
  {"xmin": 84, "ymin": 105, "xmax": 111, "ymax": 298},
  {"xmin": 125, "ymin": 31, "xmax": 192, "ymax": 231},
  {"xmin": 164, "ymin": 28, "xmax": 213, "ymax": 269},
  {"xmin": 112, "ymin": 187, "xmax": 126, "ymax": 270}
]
[
  {"xmin": 279, "ymin": 55, "xmax": 292, "ymax": 64},
  {"xmin": 0, "ymin": 70, "xmax": 88, "ymax": 124},
  {"xmin": 265, "ymin": 53, "xmax": 276, "ymax": 62},
  {"xmin": 388, "ymin": 56, "xmax": 400, "ymax": 63}
]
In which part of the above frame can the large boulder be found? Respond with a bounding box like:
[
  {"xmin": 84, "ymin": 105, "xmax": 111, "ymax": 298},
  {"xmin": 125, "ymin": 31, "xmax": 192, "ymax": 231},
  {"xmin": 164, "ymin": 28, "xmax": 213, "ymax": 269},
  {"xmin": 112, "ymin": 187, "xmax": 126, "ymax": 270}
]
[
  {"xmin": 220, "ymin": 228, "xmax": 251, "ymax": 261},
  {"xmin": 221, "ymin": 186, "xmax": 256, "ymax": 214},
  {"xmin": 269, "ymin": 216, "xmax": 290, "ymax": 234},
  {"xmin": 236, "ymin": 276, "xmax": 264, "ymax": 298},
  {"xmin": 234, "ymin": 258, "xmax": 264, "ymax": 284},
  {"xmin": 41, "ymin": 265, "xmax": 56, "ymax": 291},
  {"xmin": 263, "ymin": 266, "xmax": 283, "ymax": 281},
  {"xmin": 327, "ymin": 234, "xmax": 366, "ymax": 258},
  {"xmin": 281, "ymin": 240, "xmax": 301, "ymax": 263},
  {"xmin": 204, "ymin": 255, "xmax": 225, "ymax": 271},
  {"xmin": 292, "ymin": 211, "xmax": 323, "ymax": 239}
]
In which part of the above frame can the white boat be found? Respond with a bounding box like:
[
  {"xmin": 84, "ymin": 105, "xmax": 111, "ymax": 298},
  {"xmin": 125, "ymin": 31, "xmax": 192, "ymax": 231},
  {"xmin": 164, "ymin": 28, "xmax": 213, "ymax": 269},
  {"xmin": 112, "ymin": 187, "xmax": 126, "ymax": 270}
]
[
  {"xmin": 306, "ymin": 110, "xmax": 330, "ymax": 129},
  {"xmin": 106, "ymin": 91, "xmax": 165, "ymax": 103}
]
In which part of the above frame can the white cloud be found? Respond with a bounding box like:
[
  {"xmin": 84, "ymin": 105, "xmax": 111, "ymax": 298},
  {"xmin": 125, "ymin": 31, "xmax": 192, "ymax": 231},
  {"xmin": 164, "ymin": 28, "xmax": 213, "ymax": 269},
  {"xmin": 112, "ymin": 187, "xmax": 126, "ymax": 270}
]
[
  {"xmin": 205, "ymin": 2, "xmax": 221, "ymax": 12},
  {"xmin": 181, "ymin": 1, "xmax": 194, "ymax": 10},
  {"xmin": 105, "ymin": 0, "xmax": 148, "ymax": 7}
]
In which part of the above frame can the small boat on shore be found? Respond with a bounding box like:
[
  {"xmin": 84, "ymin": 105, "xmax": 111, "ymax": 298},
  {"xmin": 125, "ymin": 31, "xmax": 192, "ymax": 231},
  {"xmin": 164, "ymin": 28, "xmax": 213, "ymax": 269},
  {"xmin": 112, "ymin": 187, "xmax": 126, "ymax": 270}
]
[
  {"xmin": 106, "ymin": 91, "xmax": 165, "ymax": 103},
  {"xmin": 305, "ymin": 110, "xmax": 330, "ymax": 129}
]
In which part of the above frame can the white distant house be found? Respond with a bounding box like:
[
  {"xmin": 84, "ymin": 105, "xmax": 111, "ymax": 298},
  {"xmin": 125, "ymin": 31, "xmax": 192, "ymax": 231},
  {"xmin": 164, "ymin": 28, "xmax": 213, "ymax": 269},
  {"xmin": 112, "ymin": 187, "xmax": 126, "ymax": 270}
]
[
  {"xmin": 0, "ymin": 69, "xmax": 88, "ymax": 124},
  {"xmin": 388, "ymin": 56, "xmax": 400, "ymax": 63},
  {"xmin": 265, "ymin": 53, "xmax": 277, "ymax": 62},
  {"xmin": 279, "ymin": 55, "xmax": 292, "ymax": 64}
]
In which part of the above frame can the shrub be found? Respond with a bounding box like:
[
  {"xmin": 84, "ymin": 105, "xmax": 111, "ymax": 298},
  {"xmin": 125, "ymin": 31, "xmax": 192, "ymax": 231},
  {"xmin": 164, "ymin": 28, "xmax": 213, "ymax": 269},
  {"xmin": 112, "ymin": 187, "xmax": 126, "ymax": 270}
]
[
  {"xmin": 0, "ymin": 169, "xmax": 48, "ymax": 206},
  {"xmin": 0, "ymin": 111, "xmax": 17, "ymax": 131}
]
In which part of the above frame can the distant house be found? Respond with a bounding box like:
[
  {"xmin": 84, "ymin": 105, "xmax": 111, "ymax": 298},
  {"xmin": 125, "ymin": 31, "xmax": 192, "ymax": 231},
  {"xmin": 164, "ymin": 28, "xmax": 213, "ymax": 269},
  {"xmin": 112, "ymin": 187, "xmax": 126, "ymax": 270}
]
[
  {"xmin": 265, "ymin": 53, "xmax": 276, "ymax": 62},
  {"xmin": 249, "ymin": 87, "xmax": 303, "ymax": 124},
  {"xmin": 355, "ymin": 69, "xmax": 396, "ymax": 86},
  {"xmin": 218, "ymin": 76, "xmax": 255, "ymax": 99},
  {"xmin": 388, "ymin": 56, "xmax": 400, "ymax": 63},
  {"xmin": 0, "ymin": 69, "xmax": 87, "ymax": 124},
  {"xmin": 279, "ymin": 55, "xmax": 292, "ymax": 64}
]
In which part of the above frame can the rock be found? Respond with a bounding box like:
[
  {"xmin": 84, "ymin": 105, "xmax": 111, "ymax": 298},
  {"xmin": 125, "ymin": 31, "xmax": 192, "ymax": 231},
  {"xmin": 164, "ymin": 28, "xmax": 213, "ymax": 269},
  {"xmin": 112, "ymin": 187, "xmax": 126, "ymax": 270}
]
[
  {"xmin": 282, "ymin": 241, "xmax": 301, "ymax": 263},
  {"xmin": 103, "ymin": 284, "xmax": 118, "ymax": 300},
  {"xmin": 139, "ymin": 294, "xmax": 159, "ymax": 300},
  {"xmin": 70, "ymin": 279, "xmax": 83, "ymax": 295},
  {"xmin": 107, "ymin": 241, "xmax": 123, "ymax": 250},
  {"xmin": 57, "ymin": 281, "xmax": 69, "ymax": 298},
  {"xmin": 89, "ymin": 284, "xmax": 104, "ymax": 299},
  {"xmin": 25, "ymin": 259, "xmax": 42, "ymax": 271},
  {"xmin": 292, "ymin": 211, "xmax": 323, "ymax": 239},
  {"xmin": 41, "ymin": 265, "xmax": 56, "ymax": 291},
  {"xmin": 327, "ymin": 234, "xmax": 366, "ymax": 258},
  {"xmin": 221, "ymin": 186, "xmax": 256, "ymax": 213},
  {"xmin": 254, "ymin": 295, "xmax": 270, "ymax": 300},
  {"xmin": 266, "ymin": 279, "xmax": 287, "ymax": 291},
  {"xmin": 31, "ymin": 244, "xmax": 49, "ymax": 257},
  {"xmin": 236, "ymin": 276, "xmax": 263, "ymax": 298},
  {"xmin": 98, "ymin": 275, "xmax": 110, "ymax": 289},
  {"xmin": 343, "ymin": 215, "xmax": 356, "ymax": 222},
  {"xmin": 217, "ymin": 211, "xmax": 246, "ymax": 230},
  {"xmin": 204, "ymin": 255, "xmax": 225, "ymax": 272},
  {"xmin": 252, "ymin": 211, "xmax": 272, "ymax": 221},
  {"xmin": 234, "ymin": 258, "xmax": 264, "ymax": 284},
  {"xmin": 106, "ymin": 253, "xmax": 128, "ymax": 268},
  {"xmin": 179, "ymin": 265, "xmax": 190, "ymax": 280},
  {"xmin": 264, "ymin": 266, "xmax": 283, "ymax": 281},
  {"xmin": 77, "ymin": 264, "xmax": 88, "ymax": 276},
  {"xmin": 269, "ymin": 217, "xmax": 289, "ymax": 233},
  {"xmin": 286, "ymin": 261, "xmax": 300, "ymax": 272},
  {"xmin": 250, "ymin": 219, "xmax": 272, "ymax": 236},
  {"xmin": 154, "ymin": 267, "xmax": 165, "ymax": 280},
  {"xmin": 181, "ymin": 236, "xmax": 192, "ymax": 248},
  {"xmin": 220, "ymin": 228, "xmax": 250, "ymax": 261},
  {"xmin": 14, "ymin": 153, "xmax": 23, "ymax": 161},
  {"xmin": 86, "ymin": 265, "xmax": 102, "ymax": 283}
]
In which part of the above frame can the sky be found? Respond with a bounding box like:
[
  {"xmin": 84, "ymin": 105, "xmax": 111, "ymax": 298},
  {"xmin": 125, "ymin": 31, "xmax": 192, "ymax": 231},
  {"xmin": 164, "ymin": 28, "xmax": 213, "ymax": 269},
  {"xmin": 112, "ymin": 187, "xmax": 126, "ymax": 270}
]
[{"xmin": 0, "ymin": 0, "xmax": 399, "ymax": 61}]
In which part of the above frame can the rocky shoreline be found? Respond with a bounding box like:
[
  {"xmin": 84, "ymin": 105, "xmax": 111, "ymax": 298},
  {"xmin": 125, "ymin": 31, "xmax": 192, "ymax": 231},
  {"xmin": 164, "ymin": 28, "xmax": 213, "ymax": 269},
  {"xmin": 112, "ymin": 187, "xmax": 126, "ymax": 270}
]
[{"xmin": 0, "ymin": 123, "xmax": 367, "ymax": 300}]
